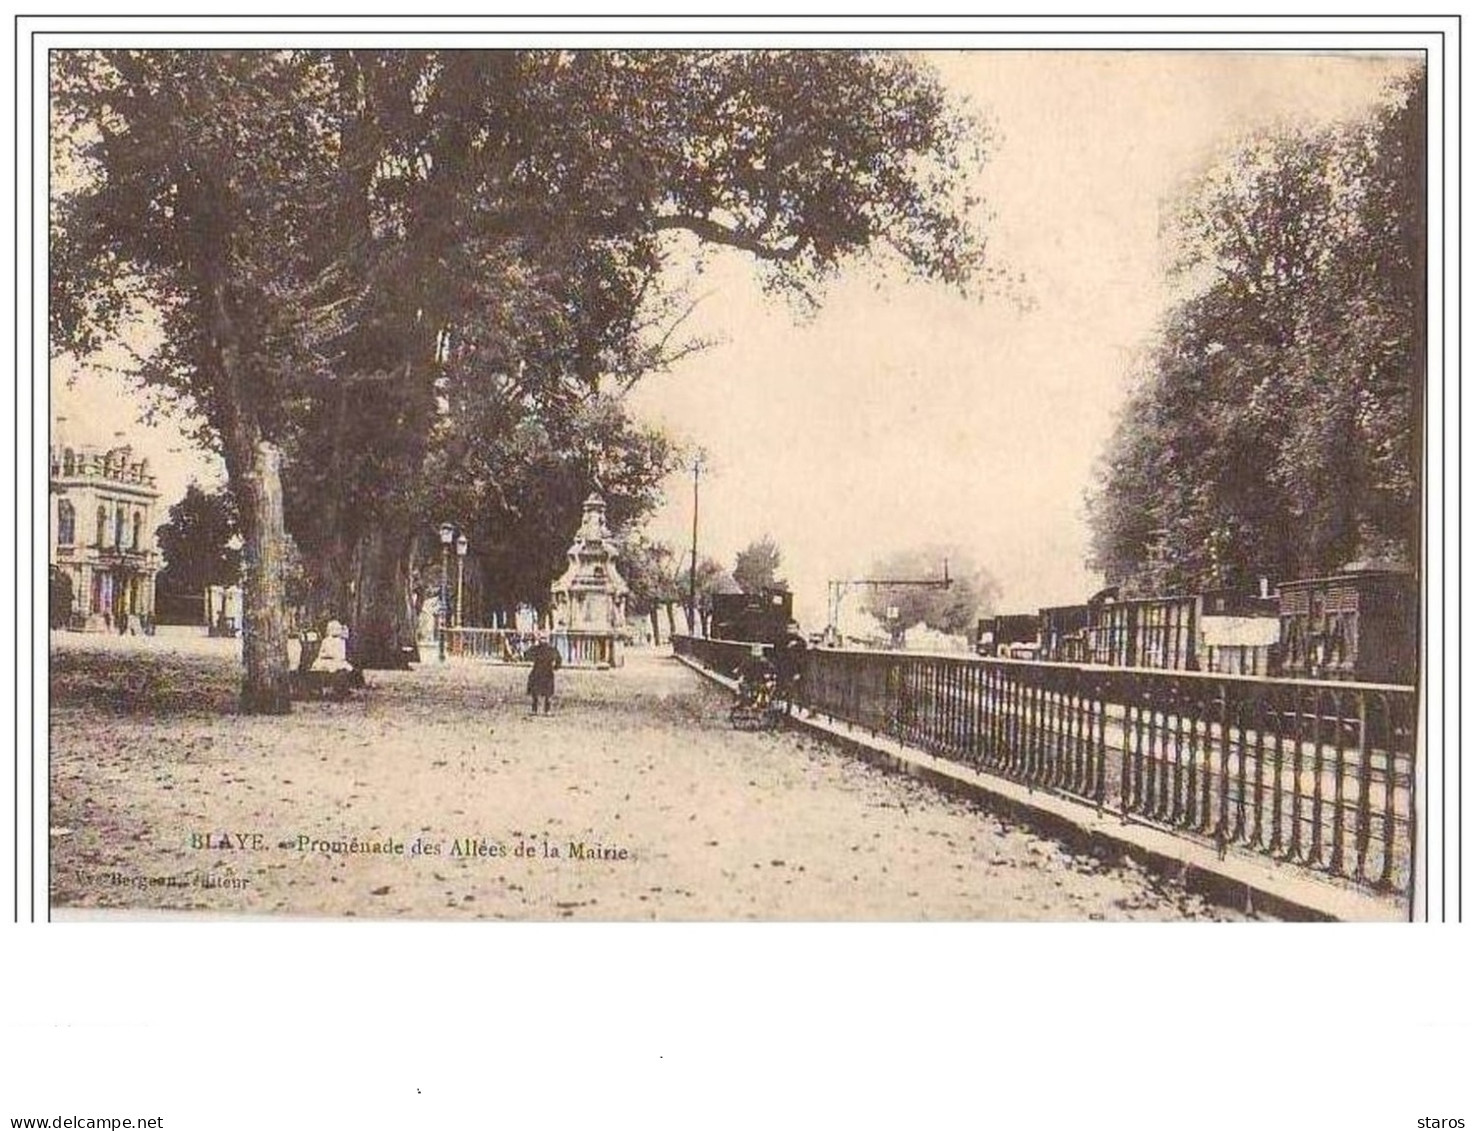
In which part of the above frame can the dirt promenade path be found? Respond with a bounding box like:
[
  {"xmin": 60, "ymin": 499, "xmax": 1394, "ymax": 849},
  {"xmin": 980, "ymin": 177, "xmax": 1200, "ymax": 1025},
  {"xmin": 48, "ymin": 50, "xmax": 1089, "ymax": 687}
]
[{"xmin": 49, "ymin": 636, "xmax": 1242, "ymax": 920}]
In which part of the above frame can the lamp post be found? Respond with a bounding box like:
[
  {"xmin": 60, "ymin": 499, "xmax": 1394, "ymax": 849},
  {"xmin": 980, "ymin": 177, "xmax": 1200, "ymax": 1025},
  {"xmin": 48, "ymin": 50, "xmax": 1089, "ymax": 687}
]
[
  {"xmin": 455, "ymin": 533, "xmax": 469, "ymax": 628},
  {"xmin": 438, "ymin": 522, "xmax": 455, "ymax": 661}
]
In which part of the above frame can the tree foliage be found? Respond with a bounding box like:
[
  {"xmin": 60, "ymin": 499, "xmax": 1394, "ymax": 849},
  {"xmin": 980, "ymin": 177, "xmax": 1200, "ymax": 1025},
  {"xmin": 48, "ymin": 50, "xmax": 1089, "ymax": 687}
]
[
  {"xmin": 156, "ymin": 483, "xmax": 241, "ymax": 597},
  {"xmin": 859, "ymin": 546, "xmax": 998, "ymax": 635},
  {"xmin": 620, "ymin": 534, "xmax": 682, "ymax": 617},
  {"xmin": 52, "ymin": 48, "xmax": 991, "ymax": 705},
  {"xmin": 53, "ymin": 50, "xmax": 338, "ymax": 710},
  {"xmin": 1087, "ymin": 69, "xmax": 1425, "ymax": 593},
  {"xmin": 732, "ymin": 535, "xmax": 786, "ymax": 594},
  {"xmin": 418, "ymin": 394, "xmax": 681, "ymax": 624},
  {"xmin": 619, "ymin": 535, "xmax": 733, "ymax": 638}
]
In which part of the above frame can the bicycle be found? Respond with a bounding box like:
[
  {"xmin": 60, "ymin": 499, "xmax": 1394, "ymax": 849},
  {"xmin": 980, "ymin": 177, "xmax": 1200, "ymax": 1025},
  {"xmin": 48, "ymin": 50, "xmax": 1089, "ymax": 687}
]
[{"xmin": 729, "ymin": 671, "xmax": 785, "ymax": 730}]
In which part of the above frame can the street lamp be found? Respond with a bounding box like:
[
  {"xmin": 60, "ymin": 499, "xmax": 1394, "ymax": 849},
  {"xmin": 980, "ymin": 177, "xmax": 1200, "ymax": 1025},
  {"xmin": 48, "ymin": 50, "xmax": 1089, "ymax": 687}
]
[
  {"xmin": 455, "ymin": 533, "xmax": 469, "ymax": 628},
  {"xmin": 438, "ymin": 522, "xmax": 455, "ymax": 661}
]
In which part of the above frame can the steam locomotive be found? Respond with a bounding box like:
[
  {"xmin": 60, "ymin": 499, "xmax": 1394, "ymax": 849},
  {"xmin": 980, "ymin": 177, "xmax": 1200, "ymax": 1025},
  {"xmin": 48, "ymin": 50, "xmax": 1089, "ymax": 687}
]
[{"xmin": 708, "ymin": 588, "xmax": 795, "ymax": 646}]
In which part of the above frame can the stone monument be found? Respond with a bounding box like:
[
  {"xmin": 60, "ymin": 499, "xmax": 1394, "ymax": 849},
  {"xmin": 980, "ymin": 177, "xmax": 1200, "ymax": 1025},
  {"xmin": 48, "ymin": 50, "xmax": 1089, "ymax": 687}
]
[{"xmin": 550, "ymin": 493, "xmax": 628, "ymax": 665}]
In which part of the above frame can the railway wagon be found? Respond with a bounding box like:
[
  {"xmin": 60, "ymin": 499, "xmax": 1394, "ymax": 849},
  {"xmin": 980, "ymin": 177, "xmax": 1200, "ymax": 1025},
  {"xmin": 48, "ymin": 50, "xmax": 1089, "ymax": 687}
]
[
  {"xmin": 1039, "ymin": 604, "xmax": 1090, "ymax": 662},
  {"xmin": 975, "ymin": 613, "xmax": 1040, "ymax": 657},
  {"xmin": 709, "ymin": 588, "xmax": 794, "ymax": 645},
  {"xmin": 1277, "ymin": 568, "xmax": 1417, "ymax": 685},
  {"xmin": 1198, "ymin": 588, "xmax": 1281, "ymax": 676},
  {"xmin": 1087, "ymin": 594, "xmax": 1199, "ymax": 670},
  {"xmin": 1084, "ymin": 590, "xmax": 1281, "ymax": 674}
]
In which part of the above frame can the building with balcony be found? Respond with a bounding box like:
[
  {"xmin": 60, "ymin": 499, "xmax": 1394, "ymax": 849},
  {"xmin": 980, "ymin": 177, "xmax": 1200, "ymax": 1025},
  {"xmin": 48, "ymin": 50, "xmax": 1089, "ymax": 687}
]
[{"xmin": 49, "ymin": 422, "xmax": 160, "ymax": 631}]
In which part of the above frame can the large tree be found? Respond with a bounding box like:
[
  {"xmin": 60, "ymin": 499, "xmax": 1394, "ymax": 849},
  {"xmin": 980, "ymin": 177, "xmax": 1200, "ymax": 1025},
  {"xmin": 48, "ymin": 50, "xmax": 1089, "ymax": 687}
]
[
  {"xmin": 418, "ymin": 390, "xmax": 681, "ymax": 628},
  {"xmin": 52, "ymin": 49, "xmax": 990, "ymax": 709},
  {"xmin": 53, "ymin": 50, "xmax": 338, "ymax": 711},
  {"xmin": 298, "ymin": 49, "xmax": 988, "ymax": 665},
  {"xmin": 1087, "ymin": 69, "xmax": 1425, "ymax": 592}
]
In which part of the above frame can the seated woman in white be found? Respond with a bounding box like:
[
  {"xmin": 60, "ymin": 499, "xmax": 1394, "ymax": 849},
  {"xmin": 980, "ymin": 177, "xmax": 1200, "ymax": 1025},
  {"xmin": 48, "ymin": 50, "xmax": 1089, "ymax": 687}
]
[{"xmin": 311, "ymin": 620, "xmax": 353, "ymax": 673}]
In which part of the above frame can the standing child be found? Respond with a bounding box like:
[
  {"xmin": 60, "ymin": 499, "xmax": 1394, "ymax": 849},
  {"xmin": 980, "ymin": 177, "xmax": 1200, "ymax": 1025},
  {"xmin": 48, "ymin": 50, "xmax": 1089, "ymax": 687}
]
[{"xmin": 525, "ymin": 632, "xmax": 562, "ymax": 715}]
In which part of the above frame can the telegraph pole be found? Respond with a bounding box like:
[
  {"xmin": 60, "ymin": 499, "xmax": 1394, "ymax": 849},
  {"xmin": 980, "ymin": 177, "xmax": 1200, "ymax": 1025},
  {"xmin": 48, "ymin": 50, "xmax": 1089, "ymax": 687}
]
[{"xmin": 687, "ymin": 452, "xmax": 704, "ymax": 636}]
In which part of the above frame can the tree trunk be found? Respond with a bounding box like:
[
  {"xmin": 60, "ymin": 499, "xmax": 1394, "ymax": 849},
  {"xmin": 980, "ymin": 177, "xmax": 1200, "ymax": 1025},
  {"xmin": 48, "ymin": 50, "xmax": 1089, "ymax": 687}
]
[
  {"xmin": 236, "ymin": 440, "xmax": 293, "ymax": 714},
  {"xmin": 208, "ymin": 269, "xmax": 292, "ymax": 714},
  {"xmin": 350, "ymin": 521, "xmax": 416, "ymax": 669},
  {"xmin": 649, "ymin": 608, "xmax": 661, "ymax": 646}
]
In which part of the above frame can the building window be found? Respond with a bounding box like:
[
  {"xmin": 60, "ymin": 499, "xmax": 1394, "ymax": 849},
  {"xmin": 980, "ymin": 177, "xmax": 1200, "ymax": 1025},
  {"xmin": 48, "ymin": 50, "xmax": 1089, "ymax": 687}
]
[
  {"xmin": 57, "ymin": 500, "xmax": 75, "ymax": 546},
  {"xmin": 114, "ymin": 504, "xmax": 126, "ymax": 548},
  {"xmin": 63, "ymin": 449, "xmax": 75, "ymax": 475},
  {"xmin": 133, "ymin": 509, "xmax": 143, "ymax": 550},
  {"xmin": 96, "ymin": 505, "xmax": 108, "ymax": 547}
]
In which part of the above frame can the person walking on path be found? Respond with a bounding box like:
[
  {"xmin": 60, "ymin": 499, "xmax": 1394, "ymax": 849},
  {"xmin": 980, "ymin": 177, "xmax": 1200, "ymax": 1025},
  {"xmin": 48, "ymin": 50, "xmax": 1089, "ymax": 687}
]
[{"xmin": 525, "ymin": 632, "xmax": 562, "ymax": 715}]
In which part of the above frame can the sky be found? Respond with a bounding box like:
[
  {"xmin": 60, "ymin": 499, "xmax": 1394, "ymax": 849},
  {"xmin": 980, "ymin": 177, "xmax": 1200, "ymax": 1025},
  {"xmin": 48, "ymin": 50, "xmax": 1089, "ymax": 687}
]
[
  {"xmin": 626, "ymin": 50, "xmax": 1416, "ymax": 626},
  {"xmin": 50, "ymin": 50, "xmax": 1416, "ymax": 629}
]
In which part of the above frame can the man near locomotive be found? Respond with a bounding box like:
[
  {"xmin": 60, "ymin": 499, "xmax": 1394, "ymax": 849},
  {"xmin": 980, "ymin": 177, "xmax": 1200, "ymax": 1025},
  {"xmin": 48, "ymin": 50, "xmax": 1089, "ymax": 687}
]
[{"xmin": 776, "ymin": 620, "xmax": 809, "ymax": 716}]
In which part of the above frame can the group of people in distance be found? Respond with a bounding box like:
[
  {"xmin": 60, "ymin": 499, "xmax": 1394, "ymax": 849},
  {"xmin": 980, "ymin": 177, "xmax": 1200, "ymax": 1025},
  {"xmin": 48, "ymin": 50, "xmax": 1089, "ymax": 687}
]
[
  {"xmin": 294, "ymin": 617, "xmax": 810, "ymax": 721},
  {"xmin": 295, "ymin": 616, "xmax": 563, "ymax": 712}
]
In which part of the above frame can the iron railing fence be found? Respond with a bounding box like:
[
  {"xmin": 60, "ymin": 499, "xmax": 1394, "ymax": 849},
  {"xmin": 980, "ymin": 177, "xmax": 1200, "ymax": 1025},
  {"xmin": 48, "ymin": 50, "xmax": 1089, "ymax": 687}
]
[
  {"xmin": 679, "ymin": 639, "xmax": 1416, "ymax": 896},
  {"xmin": 672, "ymin": 635, "xmax": 770, "ymax": 675},
  {"xmin": 443, "ymin": 627, "xmax": 622, "ymax": 668}
]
